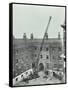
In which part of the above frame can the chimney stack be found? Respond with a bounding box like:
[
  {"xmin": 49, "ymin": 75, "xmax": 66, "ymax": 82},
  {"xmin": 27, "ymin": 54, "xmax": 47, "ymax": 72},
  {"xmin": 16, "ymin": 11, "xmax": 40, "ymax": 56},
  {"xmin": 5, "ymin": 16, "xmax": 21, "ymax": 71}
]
[
  {"xmin": 30, "ymin": 33, "xmax": 33, "ymax": 40},
  {"xmin": 58, "ymin": 32, "xmax": 60, "ymax": 39},
  {"xmin": 23, "ymin": 33, "xmax": 27, "ymax": 39}
]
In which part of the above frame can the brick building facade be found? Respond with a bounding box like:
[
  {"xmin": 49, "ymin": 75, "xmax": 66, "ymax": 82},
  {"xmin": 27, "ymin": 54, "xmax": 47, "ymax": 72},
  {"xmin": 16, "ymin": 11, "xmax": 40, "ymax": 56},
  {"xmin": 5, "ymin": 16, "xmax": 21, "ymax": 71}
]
[{"xmin": 13, "ymin": 33, "xmax": 64, "ymax": 78}]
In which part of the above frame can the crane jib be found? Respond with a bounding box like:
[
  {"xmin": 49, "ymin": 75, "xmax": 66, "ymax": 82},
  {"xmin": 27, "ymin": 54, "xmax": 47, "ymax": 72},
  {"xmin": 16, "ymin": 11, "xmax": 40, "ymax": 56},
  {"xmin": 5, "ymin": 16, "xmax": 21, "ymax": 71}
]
[{"xmin": 35, "ymin": 16, "xmax": 52, "ymax": 71}]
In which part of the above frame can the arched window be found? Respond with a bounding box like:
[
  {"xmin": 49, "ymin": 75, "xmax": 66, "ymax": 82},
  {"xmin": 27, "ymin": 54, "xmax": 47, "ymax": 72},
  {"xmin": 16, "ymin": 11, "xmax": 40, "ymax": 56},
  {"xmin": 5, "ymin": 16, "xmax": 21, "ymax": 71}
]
[
  {"xmin": 26, "ymin": 72, "xmax": 28, "ymax": 75},
  {"xmin": 16, "ymin": 78, "xmax": 18, "ymax": 81},
  {"xmin": 39, "ymin": 63, "xmax": 44, "ymax": 71},
  {"xmin": 21, "ymin": 75, "xmax": 23, "ymax": 78}
]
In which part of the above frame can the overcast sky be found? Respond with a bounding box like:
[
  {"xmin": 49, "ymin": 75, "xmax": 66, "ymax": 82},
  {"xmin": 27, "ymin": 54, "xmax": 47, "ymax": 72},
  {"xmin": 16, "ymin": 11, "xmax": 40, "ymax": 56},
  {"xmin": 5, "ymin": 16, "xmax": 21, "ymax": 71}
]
[{"xmin": 13, "ymin": 4, "xmax": 65, "ymax": 39}]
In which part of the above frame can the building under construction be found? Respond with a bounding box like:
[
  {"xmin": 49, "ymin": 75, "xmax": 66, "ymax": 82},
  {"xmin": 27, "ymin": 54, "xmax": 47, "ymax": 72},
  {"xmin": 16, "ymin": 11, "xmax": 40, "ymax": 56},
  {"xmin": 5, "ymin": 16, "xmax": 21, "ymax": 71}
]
[{"xmin": 13, "ymin": 17, "xmax": 65, "ymax": 86}]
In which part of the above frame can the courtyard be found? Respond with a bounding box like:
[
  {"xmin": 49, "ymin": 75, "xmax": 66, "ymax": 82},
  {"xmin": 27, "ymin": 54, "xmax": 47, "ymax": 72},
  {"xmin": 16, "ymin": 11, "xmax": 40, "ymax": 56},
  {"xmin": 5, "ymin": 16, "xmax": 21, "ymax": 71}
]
[{"xmin": 15, "ymin": 71, "xmax": 65, "ymax": 86}]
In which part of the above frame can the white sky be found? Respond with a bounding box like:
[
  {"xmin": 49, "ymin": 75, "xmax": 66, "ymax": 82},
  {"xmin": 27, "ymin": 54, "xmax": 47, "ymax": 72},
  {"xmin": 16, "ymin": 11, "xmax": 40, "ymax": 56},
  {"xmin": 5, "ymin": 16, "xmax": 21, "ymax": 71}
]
[{"xmin": 13, "ymin": 4, "xmax": 65, "ymax": 39}]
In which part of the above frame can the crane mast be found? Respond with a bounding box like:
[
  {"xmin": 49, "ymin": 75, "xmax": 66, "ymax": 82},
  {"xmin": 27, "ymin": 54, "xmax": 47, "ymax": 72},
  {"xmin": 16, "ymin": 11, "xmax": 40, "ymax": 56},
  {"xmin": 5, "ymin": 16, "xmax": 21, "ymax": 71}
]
[{"xmin": 33, "ymin": 16, "xmax": 52, "ymax": 74}]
